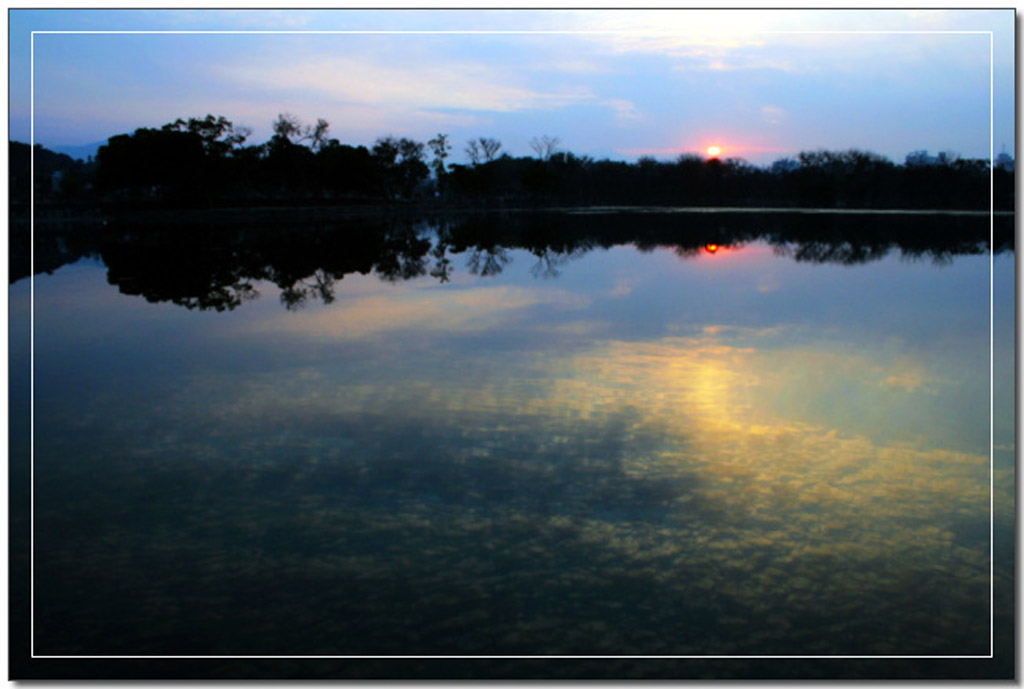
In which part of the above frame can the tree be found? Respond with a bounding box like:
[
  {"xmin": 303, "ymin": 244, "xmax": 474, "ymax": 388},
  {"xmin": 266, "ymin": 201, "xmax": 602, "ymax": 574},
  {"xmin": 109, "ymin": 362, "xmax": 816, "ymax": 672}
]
[
  {"xmin": 397, "ymin": 138, "xmax": 428, "ymax": 197},
  {"xmin": 479, "ymin": 137, "xmax": 502, "ymax": 162},
  {"xmin": 372, "ymin": 136, "xmax": 429, "ymax": 199},
  {"xmin": 372, "ymin": 136, "xmax": 400, "ymax": 197},
  {"xmin": 465, "ymin": 139, "xmax": 482, "ymax": 166},
  {"xmin": 372, "ymin": 136, "xmax": 400, "ymax": 165},
  {"xmin": 905, "ymin": 150, "xmax": 936, "ymax": 167},
  {"xmin": 771, "ymin": 157, "xmax": 799, "ymax": 174},
  {"xmin": 162, "ymin": 114, "xmax": 250, "ymax": 157},
  {"xmin": 398, "ymin": 138, "xmax": 425, "ymax": 164},
  {"xmin": 268, "ymin": 113, "xmax": 330, "ymax": 151},
  {"xmin": 310, "ymin": 118, "xmax": 331, "ymax": 152},
  {"xmin": 315, "ymin": 141, "xmax": 375, "ymax": 195},
  {"xmin": 96, "ymin": 126, "xmax": 206, "ymax": 199},
  {"xmin": 272, "ymin": 113, "xmax": 305, "ymax": 144},
  {"xmin": 428, "ymin": 133, "xmax": 452, "ymax": 178},
  {"xmin": 530, "ymin": 135, "xmax": 561, "ymax": 161}
]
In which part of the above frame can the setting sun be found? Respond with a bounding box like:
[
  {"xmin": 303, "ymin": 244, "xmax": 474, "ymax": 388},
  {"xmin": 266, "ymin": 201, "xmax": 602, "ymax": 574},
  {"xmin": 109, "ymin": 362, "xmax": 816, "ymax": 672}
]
[{"xmin": 706, "ymin": 146, "xmax": 722, "ymax": 158}]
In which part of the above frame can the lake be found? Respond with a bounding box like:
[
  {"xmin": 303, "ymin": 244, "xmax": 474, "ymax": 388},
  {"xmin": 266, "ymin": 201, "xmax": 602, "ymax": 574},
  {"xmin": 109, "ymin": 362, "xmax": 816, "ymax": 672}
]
[{"xmin": 9, "ymin": 209, "xmax": 1015, "ymax": 675}]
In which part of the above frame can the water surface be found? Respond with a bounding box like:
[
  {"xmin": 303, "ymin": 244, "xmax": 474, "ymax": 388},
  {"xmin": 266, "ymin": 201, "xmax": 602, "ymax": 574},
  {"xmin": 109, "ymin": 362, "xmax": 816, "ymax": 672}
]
[{"xmin": 12, "ymin": 210, "xmax": 1014, "ymax": 662}]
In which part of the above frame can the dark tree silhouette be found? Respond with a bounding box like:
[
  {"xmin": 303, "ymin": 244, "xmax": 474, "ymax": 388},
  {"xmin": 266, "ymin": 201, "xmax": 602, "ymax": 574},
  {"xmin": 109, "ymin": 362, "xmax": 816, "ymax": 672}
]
[
  {"xmin": 310, "ymin": 118, "xmax": 331, "ymax": 152},
  {"xmin": 272, "ymin": 113, "xmax": 305, "ymax": 144},
  {"xmin": 372, "ymin": 136, "xmax": 430, "ymax": 199},
  {"xmin": 25, "ymin": 112, "xmax": 1012, "ymax": 211},
  {"xmin": 96, "ymin": 127, "xmax": 207, "ymax": 201},
  {"xmin": 464, "ymin": 139, "xmax": 481, "ymax": 166},
  {"xmin": 428, "ymin": 133, "xmax": 451, "ymax": 177},
  {"xmin": 530, "ymin": 135, "xmax": 561, "ymax": 161},
  {"xmin": 479, "ymin": 137, "xmax": 502, "ymax": 162},
  {"xmin": 162, "ymin": 114, "xmax": 251, "ymax": 156}
]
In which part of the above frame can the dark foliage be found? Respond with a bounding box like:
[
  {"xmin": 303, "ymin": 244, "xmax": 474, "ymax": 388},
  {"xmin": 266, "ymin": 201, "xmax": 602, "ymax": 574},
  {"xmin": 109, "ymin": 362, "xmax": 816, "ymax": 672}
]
[
  {"xmin": 10, "ymin": 141, "xmax": 97, "ymax": 208},
  {"xmin": 11, "ymin": 114, "xmax": 1015, "ymax": 211}
]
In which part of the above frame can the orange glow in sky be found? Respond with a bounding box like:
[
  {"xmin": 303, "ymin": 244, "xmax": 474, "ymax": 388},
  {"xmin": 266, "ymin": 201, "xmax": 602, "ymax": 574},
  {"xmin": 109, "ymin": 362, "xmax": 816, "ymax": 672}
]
[{"xmin": 706, "ymin": 146, "xmax": 721, "ymax": 158}]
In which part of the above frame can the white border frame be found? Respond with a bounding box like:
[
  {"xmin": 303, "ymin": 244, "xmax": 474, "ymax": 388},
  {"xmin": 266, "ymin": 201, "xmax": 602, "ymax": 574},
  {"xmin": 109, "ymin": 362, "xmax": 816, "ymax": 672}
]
[{"xmin": 28, "ymin": 25, "xmax": 995, "ymax": 659}]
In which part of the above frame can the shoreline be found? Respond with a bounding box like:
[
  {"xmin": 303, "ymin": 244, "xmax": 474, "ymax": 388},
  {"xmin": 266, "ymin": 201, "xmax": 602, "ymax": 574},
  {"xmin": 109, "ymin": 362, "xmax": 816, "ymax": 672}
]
[{"xmin": 14, "ymin": 202, "xmax": 1013, "ymax": 226}]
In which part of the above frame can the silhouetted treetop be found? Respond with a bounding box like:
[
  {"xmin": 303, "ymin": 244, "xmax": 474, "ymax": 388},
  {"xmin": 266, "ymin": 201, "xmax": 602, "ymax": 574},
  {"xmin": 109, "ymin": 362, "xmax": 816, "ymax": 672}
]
[
  {"xmin": 530, "ymin": 135, "xmax": 561, "ymax": 161},
  {"xmin": 162, "ymin": 114, "xmax": 251, "ymax": 156}
]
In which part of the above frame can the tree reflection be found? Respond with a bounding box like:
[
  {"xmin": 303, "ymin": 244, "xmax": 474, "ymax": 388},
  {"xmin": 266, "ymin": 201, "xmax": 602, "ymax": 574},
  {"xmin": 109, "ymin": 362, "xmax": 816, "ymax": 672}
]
[
  {"xmin": 429, "ymin": 221, "xmax": 455, "ymax": 283},
  {"xmin": 467, "ymin": 246, "xmax": 511, "ymax": 277},
  {"xmin": 375, "ymin": 224, "xmax": 431, "ymax": 283},
  {"xmin": 280, "ymin": 269, "xmax": 336, "ymax": 310},
  {"xmin": 529, "ymin": 246, "xmax": 577, "ymax": 279},
  {"xmin": 14, "ymin": 210, "xmax": 1012, "ymax": 311}
]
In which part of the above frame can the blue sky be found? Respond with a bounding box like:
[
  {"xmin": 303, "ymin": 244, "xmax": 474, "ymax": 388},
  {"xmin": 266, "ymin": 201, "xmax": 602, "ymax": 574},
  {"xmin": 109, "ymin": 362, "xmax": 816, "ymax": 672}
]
[{"xmin": 9, "ymin": 9, "xmax": 1015, "ymax": 166}]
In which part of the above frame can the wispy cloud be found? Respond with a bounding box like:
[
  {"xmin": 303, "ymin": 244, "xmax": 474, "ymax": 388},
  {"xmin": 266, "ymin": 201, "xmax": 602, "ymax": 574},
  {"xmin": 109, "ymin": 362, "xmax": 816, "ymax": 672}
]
[
  {"xmin": 601, "ymin": 98, "xmax": 641, "ymax": 121},
  {"xmin": 544, "ymin": 58, "xmax": 609, "ymax": 74},
  {"xmin": 249, "ymin": 284, "xmax": 590, "ymax": 341},
  {"xmin": 216, "ymin": 56, "xmax": 595, "ymax": 114},
  {"xmin": 606, "ymin": 277, "xmax": 637, "ymax": 297},
  {"xmin": 884, "ymin": 370, "xmax": 935, "ymax": 394},
  {"xmin": 760, "ymin": 105, "xmax": 786, "ymax": 125}
]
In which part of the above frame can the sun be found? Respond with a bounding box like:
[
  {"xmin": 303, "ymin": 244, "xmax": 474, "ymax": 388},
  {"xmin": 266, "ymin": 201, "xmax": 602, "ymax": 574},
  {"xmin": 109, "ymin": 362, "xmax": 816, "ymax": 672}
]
[{"xmin": 706, "ymin": 146, "xmax": 722, "ymax": 158}]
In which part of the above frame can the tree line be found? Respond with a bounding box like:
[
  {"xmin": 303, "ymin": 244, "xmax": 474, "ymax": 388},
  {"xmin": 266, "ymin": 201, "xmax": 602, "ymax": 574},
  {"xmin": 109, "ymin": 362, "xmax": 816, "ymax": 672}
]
[{"xmin": 11, "ymin": 113, "xmax": 1015, "ymax": 211}]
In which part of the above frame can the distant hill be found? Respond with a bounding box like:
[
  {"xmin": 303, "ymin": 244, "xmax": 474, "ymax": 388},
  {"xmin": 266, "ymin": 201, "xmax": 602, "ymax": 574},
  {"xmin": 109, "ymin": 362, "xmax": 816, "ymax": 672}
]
[{"xmin": 45, "ymin": 140, "xmax": 106, "ymax": 162}]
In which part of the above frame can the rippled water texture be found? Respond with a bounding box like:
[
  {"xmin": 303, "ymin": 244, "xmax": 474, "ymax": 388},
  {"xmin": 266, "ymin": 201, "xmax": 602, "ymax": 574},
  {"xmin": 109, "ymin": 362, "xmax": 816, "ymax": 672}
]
[{"xmin": 10, "ymin": 210, "xmax": 1014, "ymax": 671}]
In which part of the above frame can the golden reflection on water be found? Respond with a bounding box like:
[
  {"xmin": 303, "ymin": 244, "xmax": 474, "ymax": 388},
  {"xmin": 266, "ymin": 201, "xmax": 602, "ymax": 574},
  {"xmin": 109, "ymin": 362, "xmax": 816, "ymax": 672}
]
[
  {"xmin": 185, "ymin": 319, "xmax": 996, "ymax": 654},
  {"xmin": 528, "ymin": 330, "xmax": 993, "ymax": 640},
  {"xmin": 562, "ymin": 333, "xmax": 990, "ymax": 528},
  {"xmin": 216, "ymin": 319, "xmax": 1000, "ymax": 553}
]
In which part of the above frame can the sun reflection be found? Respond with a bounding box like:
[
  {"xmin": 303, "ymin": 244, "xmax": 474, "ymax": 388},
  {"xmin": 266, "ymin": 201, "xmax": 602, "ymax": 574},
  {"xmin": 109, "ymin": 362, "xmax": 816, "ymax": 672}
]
[{"xmin": 698, "ymin": 243, "xmax": 743, "ymax": 258}]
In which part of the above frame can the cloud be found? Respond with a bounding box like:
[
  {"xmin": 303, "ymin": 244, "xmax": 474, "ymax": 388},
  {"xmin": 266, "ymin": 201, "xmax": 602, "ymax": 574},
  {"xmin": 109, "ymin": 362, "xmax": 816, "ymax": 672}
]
[
  {"xmin": 601, "ymin": 98, "xmax": 641, "ymax": 121},
  {"xmin": 884, "ymin": 370, "xmax": 931, "ymax": 394},
  {"xmin": 215, "ymin": 56, "xmax": 595, "ymax": 114},
  {"xmin": 248, "ymin": 284, "xmax": 590, "ymax": 340},
  {"xmin": 197, "ymin": 324, "xmax": 996, "ymax": 554},
  {"xmin": 761, "ymin": 104, "xmax": 786, "ymax": 125},
  {"xmin": 700, "ymin": 324, "xmax": 781, "ymax": 337},
  {"xmin": 670, "ymin": 50, "xmax": 797, "ymax": 73},
  {"xmin": 148, "ymin": 315, "xmax": 997, "ymax": 655},
  {"xmin": 756, "ymin": 273, "xmax": 781, "ymax": 292},
  {"xmin": 558, "ymin": 13, "xmax": 992, "ymax": 81},
  {"xmin": 544, "ymin": 58, "xmax": 608, "ymax": 74},
  {"xmin": 551, "ymin": 335, "xmax": 991, "ymax": 537},
  {"xmin": 606, "ymin": 277, "xmax": 637, "ymax": 297}
]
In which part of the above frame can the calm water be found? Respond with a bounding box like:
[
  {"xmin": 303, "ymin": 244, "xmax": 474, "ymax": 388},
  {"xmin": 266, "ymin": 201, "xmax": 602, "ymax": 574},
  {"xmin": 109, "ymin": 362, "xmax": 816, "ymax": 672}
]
[{"xmin": 10, "ymin": 210, "xmax": 1015, "ymax": 663}]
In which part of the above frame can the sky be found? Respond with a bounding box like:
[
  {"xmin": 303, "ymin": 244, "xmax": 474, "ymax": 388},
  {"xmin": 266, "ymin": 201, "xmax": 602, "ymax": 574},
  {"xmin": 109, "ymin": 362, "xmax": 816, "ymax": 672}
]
[{"xmin": 9, "ymin": 9, "xmax": 1016, "ymax": 166}]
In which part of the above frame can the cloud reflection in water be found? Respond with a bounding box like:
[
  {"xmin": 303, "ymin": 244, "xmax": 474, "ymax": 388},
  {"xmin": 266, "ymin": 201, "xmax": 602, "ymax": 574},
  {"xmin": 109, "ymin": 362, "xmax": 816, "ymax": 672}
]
[{"xmin": 22, "ymin": 212, "xmax": 1007, "ymax": 660}]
